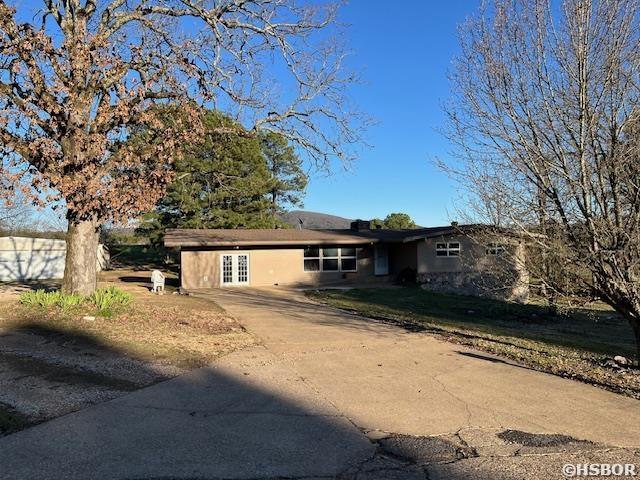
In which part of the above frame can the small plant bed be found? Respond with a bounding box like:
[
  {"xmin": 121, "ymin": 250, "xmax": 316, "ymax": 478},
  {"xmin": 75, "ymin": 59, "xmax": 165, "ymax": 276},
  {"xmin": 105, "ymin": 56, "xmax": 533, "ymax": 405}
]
[
  {"xmin": 307, "ymin": 287, "xmax": 640, "ymax": 399},
  {"xmin": 0, "ymin": 275, "xmax": 255, "ymax": 436},
  {"xmin": 19, "ymin": 286, "xmax": 133, "ymax": 317}
]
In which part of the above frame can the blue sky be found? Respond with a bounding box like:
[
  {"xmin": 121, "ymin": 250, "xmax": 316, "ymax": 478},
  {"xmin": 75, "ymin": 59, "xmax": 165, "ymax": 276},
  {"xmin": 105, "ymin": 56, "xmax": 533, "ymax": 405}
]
[
  {"xmin": 13, "ymin": 0, "xmax": 480, "ymax": 229},
  {"xmin": 301, "ymin": 1, "xmax": 480, "ymax": 226}
]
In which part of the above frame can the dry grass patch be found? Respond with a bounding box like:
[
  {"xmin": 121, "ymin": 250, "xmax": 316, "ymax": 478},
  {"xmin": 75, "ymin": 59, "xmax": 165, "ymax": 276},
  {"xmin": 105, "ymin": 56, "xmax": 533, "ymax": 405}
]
[{"xmin": 1, "ymin": 273, "xmax": 255, "ymax": 369}]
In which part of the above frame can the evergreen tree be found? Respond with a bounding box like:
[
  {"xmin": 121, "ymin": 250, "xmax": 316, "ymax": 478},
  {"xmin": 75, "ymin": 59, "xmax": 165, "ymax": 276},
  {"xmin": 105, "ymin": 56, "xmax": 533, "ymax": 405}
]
[
  {"xmin": 139, "ymin": 112, "xmax": 280, "ymax": 244},
  {"xmin": 260, "ymin": 131, "xmax": 308, "ymax": 215},
  {"xmin": 370, "ymin": 213, "xmax": 417, "ymax": 229}
]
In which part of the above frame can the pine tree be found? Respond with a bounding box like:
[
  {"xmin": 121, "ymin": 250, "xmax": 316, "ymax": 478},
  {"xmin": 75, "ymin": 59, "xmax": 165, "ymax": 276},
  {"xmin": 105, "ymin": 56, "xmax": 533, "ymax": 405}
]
[
  {"xmin": 260, "ymin": 131, "xmax": 308, "ymax": 215},
  {"xmin": 139, "ymin": 112, "xmax": 280, "ymax": 244}
]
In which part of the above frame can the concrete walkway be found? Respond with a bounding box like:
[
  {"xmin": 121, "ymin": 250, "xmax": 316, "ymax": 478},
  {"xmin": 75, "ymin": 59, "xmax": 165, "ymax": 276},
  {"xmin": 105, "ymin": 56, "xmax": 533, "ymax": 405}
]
[{"xmin": 0, "ymin": 287, "xmax": 639, "ymax": 480}]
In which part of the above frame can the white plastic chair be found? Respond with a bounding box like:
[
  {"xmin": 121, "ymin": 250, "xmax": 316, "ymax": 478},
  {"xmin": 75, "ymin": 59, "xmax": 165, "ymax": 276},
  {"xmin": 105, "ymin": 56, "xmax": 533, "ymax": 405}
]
[{"xmin": 151, "ymin": 270, "xmax": 165, "ymax": 294}]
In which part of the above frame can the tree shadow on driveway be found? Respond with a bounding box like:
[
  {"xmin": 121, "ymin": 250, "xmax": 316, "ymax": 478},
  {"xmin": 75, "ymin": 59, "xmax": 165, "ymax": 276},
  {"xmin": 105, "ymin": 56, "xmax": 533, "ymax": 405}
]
[
  {"xmin": 0, "ymin": 321, "xmax": 377, "ymax": 479},
  {"xmin": 2, "ymin": 296, "xmax": 635, "ymax": 480}
]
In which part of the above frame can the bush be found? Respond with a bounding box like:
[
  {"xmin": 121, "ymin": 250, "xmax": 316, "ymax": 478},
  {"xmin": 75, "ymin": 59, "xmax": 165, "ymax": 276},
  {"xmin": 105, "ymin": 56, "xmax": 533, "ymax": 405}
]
[
  {"xmin": 56, "ymin": 293, "xmax": 85, "ymax": 312},
  {"xmin": 20, "ymin": 290, "xmax": 62, "ymax": 308},
  {"xmin": 396, "ymin": 267, "xmax": 417, "ymax": 285},
  {"xmin": 89, "ymin": 286, "xmax": 132, "ymax": 316},
  {"xmin": 19, "ymin": 286, "xmax": 132, "ymax": 316}
]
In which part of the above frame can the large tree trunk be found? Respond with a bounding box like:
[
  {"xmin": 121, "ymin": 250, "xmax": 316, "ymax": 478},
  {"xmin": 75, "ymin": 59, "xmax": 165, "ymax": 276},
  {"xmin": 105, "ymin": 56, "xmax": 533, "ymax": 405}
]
[{"xmin": 62, "ymin": 218, "xmax": 100, "ymax": 295}]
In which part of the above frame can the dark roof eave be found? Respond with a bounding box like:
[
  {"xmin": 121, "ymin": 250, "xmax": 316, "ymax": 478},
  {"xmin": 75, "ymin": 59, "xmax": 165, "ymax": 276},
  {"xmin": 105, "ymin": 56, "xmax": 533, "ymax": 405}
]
[
  {"xmin": 401, "ymin": 228, "xmax": 458, "ymax": 243},
  {"xmin": 165, "ymin": 238, "xmax": 381, "ymax": 248}
]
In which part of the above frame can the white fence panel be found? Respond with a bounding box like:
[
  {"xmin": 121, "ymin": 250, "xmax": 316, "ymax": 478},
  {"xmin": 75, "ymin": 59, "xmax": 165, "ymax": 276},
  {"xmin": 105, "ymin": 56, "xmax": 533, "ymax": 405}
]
[{"xmin": 0, "ymin": 236, "xmax": 109, "ymax": 282}]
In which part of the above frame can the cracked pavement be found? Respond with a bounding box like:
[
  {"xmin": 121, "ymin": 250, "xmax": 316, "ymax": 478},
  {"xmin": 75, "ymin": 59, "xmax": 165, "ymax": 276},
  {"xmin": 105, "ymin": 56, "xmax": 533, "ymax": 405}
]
[{"xmin": 0, "ymin": 287, "xmax": 639, "ymax": 479}]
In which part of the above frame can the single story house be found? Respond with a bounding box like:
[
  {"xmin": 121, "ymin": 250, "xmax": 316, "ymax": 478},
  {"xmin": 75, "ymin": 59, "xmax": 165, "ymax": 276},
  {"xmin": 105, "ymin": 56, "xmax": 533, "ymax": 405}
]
[{"xmin": 165, "ymin": 221, "xmax": 529, "ymax": 302}]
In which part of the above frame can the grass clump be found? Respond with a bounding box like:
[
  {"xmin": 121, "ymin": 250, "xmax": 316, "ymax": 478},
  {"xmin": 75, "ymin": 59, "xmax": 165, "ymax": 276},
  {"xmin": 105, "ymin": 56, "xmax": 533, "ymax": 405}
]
[
  {"xmin": 19, "ymin": 290, "xmax": 61, "ymax": 308},
  {"xmin": 20, "ymin": 286, "xmax": 132, "ymax": 316},
  {"xmin": 56, "ymin": 293, "xmax": 85, "ymax": 311},
  {"xmin": 89, "ymin": 286, "xmax": 132, "ymax": 316}
]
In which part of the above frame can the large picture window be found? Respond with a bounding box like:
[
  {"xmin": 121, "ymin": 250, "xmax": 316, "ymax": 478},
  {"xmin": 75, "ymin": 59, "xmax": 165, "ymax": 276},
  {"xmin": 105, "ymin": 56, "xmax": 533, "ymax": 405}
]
[{"xmin": 304, "ymin": 246, "xmax": 357, "ymax": 272}]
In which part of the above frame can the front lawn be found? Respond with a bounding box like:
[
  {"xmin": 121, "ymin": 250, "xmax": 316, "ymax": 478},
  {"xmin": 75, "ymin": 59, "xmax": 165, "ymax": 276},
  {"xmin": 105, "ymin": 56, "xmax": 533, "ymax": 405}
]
[{"xmin": 307, "ymin": 287, "xmax": 639, "ymax": 398}]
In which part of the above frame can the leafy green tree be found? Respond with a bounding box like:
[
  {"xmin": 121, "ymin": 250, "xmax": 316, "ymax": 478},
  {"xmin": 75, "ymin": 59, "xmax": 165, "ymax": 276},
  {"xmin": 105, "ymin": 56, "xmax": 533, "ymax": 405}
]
[
  {"xmin": 139, "ymin": 112, "xmax": 279, "ymax": 244},
  {"xmin": 370, "ymin": 218, "xmax": 384, "ymax": 229},
  {"xmin": 384, "ymin": 213, "xmax": 417, "ymax": 229},
  {"xmin": 371, "ymin": 213, "xmax": 418, "ymax": 229},
  {"xmin": 260, "ymin": 132, "xmax": 308, "ymax": 214}
]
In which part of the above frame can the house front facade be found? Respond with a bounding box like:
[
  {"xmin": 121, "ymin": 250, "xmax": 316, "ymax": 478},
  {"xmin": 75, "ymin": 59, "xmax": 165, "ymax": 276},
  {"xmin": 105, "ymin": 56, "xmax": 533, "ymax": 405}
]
[{"xmin": 165, "ymin": 221, "xmax": 529, "ymax": 302}]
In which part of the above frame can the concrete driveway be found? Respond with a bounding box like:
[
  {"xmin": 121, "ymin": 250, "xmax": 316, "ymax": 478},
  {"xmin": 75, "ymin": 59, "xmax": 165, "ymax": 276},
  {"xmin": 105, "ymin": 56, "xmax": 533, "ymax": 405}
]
[{"xmin": 0, "ymin": 287, "xmax": 639, "ymax": 479}]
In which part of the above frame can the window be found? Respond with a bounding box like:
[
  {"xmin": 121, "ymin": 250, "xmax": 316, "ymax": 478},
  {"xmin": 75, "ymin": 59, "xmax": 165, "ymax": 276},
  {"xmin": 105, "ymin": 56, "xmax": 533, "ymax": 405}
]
[
  {"xmin": 322, "ymin": 247, "xmax": 339, "ymax": 271},
  {"xmin": 486, "ymin": 243, "xmax": 505, "ymax": 256},
  {"xmin": 436, "ymin": 242, "xmax": 461, "ymax": 257},
  {"xmin": 340, "ymin": 248, "xmax": 357, "ymax": 272},
  {"xmin": 304, "ymin": 247, "xmax": 320, "ymax": 272},
  {"xmin": 304, "ymin": 246, "xmax": 358, "ymax": 272}
]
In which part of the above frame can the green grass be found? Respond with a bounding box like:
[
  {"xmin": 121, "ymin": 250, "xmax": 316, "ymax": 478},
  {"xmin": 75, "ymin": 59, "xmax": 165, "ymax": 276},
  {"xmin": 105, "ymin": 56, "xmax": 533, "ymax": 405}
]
[
  {"xmin": 307, "ymin": 287, "xmax": 636, "ymax": 358},
  {"xmin": 20, "ymin": 287, "xmax": 133, "ymax": 317},
  {"xmin": 89, "ymin": 286, "xmax": 132, "ymax": 316}
]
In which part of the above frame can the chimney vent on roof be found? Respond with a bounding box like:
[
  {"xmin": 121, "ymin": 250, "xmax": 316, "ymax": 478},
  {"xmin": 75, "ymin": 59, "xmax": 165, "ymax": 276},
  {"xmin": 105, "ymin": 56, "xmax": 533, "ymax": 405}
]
[
  {"xmin": 451, "ymin": 221, "xmax": 459, "ymax": 228},
  {"xmin": 350, "ymin": 219, "xmax": 371, "ymax": 231}
]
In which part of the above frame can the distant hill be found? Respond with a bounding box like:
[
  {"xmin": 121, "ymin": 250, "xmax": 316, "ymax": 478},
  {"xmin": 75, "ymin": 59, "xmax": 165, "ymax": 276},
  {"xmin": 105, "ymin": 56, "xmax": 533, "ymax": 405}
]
[{"xmin": 278, "ymin": 210, "xmax": 353, "ymax": 229}]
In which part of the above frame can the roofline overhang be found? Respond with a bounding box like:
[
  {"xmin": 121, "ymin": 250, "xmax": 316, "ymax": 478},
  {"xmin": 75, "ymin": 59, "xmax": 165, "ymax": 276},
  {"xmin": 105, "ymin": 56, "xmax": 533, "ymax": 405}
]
[{"xmin": 165, "ymin": 239, "xmax": 381, "ymax": 248}]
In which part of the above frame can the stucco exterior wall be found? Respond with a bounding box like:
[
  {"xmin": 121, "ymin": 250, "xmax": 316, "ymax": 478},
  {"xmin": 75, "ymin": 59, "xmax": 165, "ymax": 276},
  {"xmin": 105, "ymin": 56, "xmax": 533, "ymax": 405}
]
[
  {"xmin": 180, "ymin": 245, "xmax": 377, "ymax": 289},
  {"xmin": 416, "ymin": 235, "xmax": 529, "ymax": 303}
]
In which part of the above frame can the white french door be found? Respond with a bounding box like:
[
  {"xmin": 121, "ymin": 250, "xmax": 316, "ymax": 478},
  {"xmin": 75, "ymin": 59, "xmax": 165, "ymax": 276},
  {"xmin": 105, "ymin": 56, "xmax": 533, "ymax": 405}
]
[{"xmin": 220, "ymin": 254, "xmax": 250, "ymax": 286}]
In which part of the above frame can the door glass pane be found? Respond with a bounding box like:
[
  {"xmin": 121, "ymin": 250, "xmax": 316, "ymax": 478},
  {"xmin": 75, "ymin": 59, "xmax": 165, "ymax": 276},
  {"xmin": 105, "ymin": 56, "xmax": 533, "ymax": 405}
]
[
  {"xmin": 222, "ymin": 255, "xmax": 233, "ymax": 283},
  {"xmin": 237, "ymin": 255, "xmax": 248, "ymax": 283},
  {"xmin": 374, "ymin": 246, "xmax": 389, "ymax": 275},
  {"xmin": 322, "ymin": 258, "xmax": 339, "ymax": 271}
]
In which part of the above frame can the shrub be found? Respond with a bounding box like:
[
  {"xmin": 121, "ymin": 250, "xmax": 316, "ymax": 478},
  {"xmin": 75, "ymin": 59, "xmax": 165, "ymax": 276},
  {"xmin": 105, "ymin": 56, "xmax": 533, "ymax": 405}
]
[
  {"xmin": 89, "ymin": 286, "xmax": 132, "ymax": 316},
  {"xmin": 396, "ymin": 267, "xmax": 417, "ymax": 285},
  {"xmin": 19, "ymin": 286, "xmax": 132, "ymax": 316},
  {"xmin": 20, "ymin": 290, "xmax": 62, "ymax": 308},
  {"xmin": 56, "ymin": 294, "xmax": 85, "ymax": 312}
]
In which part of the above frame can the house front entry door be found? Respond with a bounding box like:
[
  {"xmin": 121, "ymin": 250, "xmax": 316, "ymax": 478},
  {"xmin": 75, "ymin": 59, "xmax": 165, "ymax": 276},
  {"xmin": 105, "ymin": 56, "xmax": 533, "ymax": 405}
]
[
  {"xmin": 374, "ymin": 245, "xmax": 389, "ymax": 276},
  {"xmin": 220, "ymin": 254, "xmax": 250, "ymax": 286}
]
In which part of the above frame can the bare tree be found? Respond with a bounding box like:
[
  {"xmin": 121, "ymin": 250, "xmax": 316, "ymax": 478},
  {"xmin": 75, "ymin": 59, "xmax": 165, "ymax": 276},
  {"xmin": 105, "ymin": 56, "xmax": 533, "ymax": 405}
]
[
  {"xmin": 0, "ymin": 197, "xmax": 28, "ymax": 230},
  {"xmin": 445, "ymin": 0, "xmax": 640, "ymax": 361},
  {"xmin": 0, "ymin": 0, "xmax": 364, "ymax": 294}
]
